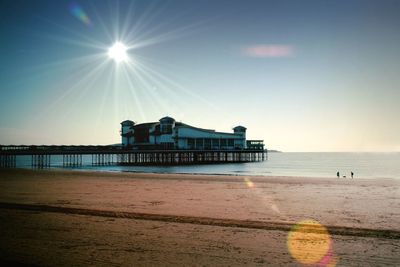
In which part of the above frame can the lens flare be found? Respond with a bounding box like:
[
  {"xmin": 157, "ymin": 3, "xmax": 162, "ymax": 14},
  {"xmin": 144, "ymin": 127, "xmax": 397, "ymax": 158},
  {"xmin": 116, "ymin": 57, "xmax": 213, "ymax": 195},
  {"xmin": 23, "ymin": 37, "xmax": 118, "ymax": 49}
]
[
  {"xmin": 243, "ymin": 44, "xmax": 294, "ymax": 58},
  {"xmin": 319, "ymin": 247, "xmax": 338, "ymax": 267},
  {"xmin": 287, "ymin": 219, "xmax": 337, "ymax": 266},
  {"xmin": 244, "ymin": 177, "xmax": 254, "ymax": 188},
  {"xmin": 69, "ymin": 2, "xmax": 92, "ymax": 26}
]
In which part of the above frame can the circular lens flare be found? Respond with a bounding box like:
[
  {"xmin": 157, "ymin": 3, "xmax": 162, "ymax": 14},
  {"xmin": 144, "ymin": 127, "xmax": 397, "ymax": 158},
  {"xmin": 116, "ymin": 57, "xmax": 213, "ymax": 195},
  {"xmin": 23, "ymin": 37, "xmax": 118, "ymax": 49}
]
[
  {"xmin": 108, "ymin": 42, "xmax": 128, "ymax": 63},
  {"xmin": 287, "ymin": 219, "xmax": 334, "ymax": 265}
]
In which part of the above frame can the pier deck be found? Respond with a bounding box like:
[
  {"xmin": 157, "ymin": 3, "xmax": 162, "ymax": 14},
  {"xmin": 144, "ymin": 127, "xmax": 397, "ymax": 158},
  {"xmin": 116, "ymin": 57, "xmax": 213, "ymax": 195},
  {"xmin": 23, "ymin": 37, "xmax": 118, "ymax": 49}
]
[{"xmin": 0, "ymin": 145, "xmax": 267, "ymax": 168}]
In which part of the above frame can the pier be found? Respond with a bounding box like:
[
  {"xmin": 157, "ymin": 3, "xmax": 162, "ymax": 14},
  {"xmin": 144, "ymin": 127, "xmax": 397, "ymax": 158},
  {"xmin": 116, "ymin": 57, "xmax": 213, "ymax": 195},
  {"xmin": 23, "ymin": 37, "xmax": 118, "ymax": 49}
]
[{"xmin": 0, "ymin": 145, "xmax": 267, "ymax": 168}]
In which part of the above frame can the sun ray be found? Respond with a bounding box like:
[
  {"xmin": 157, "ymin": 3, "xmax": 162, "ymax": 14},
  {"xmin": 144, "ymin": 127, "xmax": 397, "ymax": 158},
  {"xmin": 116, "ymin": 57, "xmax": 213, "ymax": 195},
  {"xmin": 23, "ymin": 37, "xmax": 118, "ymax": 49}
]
[
  {"xmin": 111, "ymin": 63, "xmax": 119, "ymax": 127},
  {"xmin": 35, "ymin": 16, "xmax": 105, "ymax": 48},
  {"xmin": 109, "ymin": 0, "xmax": 121, "ymax": 41},
  {"xmin": 120, "ymin": 63, "xmax": 146, "ymax": 121},
  {"xmin": 127, "ymin": 20, "xmax": 207, "ymax": 50},
  {"xmin": 133, "ymin": 56, "xmax": 217, "ymax": 110},
  {"xmin": 59, "ymin": 60, "xmax": 110, "ymax": 121},
  {"xmin": 120, "ymin": 0, "xmax": 139, "ymax": 42},
  {"xmin": 34, "ymin": 32, "xmax": 106, "ymax": 50},
  {"xmin": 1, "ymin": 53, "xmax": 106, "ymax": 95},
  {"xmin": 121, "ymin": 0, "xmax": 166, "ymax": 44},
  {"xmin": 124, "ymin": 63, "xmax": 170, "ymax": 116},
  {"xmin": 128, "ymin": 66, "xmax": 164, "ymax": 117},
  {"xmin": 125, "ymin": 62, "xmax": 184, "ymax": 116},
  {"xmin": 23, "ymin": 53, "xmax": 106, "ymax": 74},
  {"xmin": 136, "ymin": 69, "xmax": 189, "ymax": 112},
  {"xmin": 30, "ymin": 57, "xmax": 109, "ymax": 126},
  {"xmin": 95, "ymin": 64, "xmax": 116, "ymax": 134},
  {"xmin": 88, "ymin": 0, "xmax": 114, "ymax": 43}
]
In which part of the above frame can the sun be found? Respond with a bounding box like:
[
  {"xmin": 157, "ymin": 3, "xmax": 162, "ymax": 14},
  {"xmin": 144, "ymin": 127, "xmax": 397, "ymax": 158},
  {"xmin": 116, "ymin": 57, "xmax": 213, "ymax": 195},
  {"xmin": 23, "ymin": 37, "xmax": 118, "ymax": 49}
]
[{"xmin": 108, "ymin": 42, "xmax": 128, "ymax": 63}]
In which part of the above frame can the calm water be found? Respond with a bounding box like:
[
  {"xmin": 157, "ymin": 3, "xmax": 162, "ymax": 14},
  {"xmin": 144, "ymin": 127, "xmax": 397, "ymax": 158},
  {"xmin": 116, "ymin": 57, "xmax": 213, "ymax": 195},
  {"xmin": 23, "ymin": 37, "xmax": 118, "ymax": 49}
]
[{"xmin": 15, "ymin": 152, "xmax": 400, "ymax": 179}]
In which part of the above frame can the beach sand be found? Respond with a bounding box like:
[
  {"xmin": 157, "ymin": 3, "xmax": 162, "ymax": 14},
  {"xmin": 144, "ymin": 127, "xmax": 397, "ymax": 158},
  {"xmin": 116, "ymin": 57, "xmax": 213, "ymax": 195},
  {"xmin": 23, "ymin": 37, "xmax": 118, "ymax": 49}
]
[{"xmin": 0, "ymin": 169, "xmax": 399, "ymax": 266}]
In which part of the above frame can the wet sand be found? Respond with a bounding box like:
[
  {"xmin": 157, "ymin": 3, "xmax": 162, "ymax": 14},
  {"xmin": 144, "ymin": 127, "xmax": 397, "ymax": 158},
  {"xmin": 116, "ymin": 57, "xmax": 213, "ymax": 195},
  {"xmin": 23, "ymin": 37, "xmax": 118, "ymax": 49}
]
[{"xmin": 0, "ymin": 169, "xmax": 399, "ymax": 266}]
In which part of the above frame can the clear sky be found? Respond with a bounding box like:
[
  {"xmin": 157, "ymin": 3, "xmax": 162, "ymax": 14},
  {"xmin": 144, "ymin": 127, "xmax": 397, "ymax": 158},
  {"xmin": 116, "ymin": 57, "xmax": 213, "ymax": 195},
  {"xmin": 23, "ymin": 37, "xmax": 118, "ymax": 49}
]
[{"xmin": 0, "ymin": 0, "xmax": 399, "ymax": 152}]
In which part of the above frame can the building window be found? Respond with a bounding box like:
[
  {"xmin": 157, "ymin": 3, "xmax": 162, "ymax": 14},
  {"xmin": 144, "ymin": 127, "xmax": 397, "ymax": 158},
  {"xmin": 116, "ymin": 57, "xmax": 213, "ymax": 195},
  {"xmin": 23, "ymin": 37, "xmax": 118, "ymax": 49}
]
[
  {"xmin": 196, "ymin": 138, "xmax": 204, "ymax": 149},
  {"xmin": 220, "ymin": 139, "xmax": 227, "ymax": 147},
  {"xmin": 204, "ymin": 139, "xmax": 211, "ymax": 149},
  {"xmin": 187, "ymin": 138, "xmax": 194, "ymax": 149},
  {"xmin": 134, "ymin": 128, "xmax": 149, "ymax": 143},
  {"xmin": 228, "ymin": 139, "xmax": 234, "ymax": 146},
  {"xmin": 212, "ymin": 139, "xmax": 219, "ymax": 148},
  {"xmin": 160, "ymin": 124, "xmax": 172, "ymax": 134}
]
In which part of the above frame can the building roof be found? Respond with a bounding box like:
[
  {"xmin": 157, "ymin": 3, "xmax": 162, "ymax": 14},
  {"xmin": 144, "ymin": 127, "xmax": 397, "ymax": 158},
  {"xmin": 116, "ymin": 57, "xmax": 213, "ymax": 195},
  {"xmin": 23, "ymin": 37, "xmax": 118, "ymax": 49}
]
[
  {"xmin": 134, "ymin": 122, "xmax": 158, "ymax": 128},
  {"xmin": 175, "ymin": 123, "xmax": 243, "ymax": 136},
  {"xmin": 121, "ymin": 120, "xmax": 134, "ymax": 126},
  {"xmin": 122, "ymin": 118, "xmax": 243, "ymax": 136},
  {"xmin": 233, "ymin": 125, "xmax": 247, "ymax": 131},
  {"xmin": 175, "ymin": 122, "xmax": 215, "ymax": 133},
  {"xmin": 159, "ymin": 116, "xmax": 175, "ymax": 122}
]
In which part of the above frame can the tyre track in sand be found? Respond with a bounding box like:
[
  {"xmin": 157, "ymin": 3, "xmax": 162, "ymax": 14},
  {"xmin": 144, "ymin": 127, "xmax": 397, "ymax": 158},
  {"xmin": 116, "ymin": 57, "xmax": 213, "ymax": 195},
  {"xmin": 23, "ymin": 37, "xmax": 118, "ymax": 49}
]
[{"xmin": 0, "ymin": 202, "xmax": 399, "ymax": 239}]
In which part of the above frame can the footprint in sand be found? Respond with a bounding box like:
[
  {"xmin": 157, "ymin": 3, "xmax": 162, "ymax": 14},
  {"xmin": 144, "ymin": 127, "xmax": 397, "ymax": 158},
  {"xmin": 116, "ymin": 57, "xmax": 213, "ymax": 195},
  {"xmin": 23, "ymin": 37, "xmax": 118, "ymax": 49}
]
[{"xmin": 147, "ymin": 201, "xmax": 165, "ymax": 206}]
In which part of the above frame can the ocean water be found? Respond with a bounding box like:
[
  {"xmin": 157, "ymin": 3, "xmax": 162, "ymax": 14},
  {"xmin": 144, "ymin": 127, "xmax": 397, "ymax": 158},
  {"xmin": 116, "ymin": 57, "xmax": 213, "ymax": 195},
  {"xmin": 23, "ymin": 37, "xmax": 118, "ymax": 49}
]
[{"xmin": 14, "ymin": 152, "xmax": 400, "ymax": 179}]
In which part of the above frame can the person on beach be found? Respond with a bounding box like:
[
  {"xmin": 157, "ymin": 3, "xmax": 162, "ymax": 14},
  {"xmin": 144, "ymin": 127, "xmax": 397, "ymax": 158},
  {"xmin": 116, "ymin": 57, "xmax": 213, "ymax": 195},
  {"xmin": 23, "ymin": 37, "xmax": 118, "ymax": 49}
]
[
  {"xmin": 351, "ymin": 171, "xmax": 354, "ymax": 179},
  {"xmin": 337, "ymin": 171, "xmax": 340, "ymax": 178}
]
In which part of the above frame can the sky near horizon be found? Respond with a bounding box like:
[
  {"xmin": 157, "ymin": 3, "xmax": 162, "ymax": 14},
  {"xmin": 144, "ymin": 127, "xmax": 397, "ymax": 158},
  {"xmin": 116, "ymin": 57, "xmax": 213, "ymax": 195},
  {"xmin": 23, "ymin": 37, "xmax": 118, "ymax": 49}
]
[{"xmin": 0, "ymin": 0, "xmax": 399, "ymax": 152}]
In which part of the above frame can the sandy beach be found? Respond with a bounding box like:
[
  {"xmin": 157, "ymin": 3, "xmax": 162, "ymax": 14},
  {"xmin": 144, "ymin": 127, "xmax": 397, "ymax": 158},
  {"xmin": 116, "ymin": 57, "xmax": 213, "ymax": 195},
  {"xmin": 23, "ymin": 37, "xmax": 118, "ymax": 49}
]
[{"xmin": 0, "ymin": 169, "xmax": 399, "ymax": 266}]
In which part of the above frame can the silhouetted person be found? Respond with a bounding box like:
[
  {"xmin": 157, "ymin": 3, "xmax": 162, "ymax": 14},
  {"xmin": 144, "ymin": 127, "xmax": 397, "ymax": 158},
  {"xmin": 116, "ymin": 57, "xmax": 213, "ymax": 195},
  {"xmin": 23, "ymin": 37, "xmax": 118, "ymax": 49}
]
[
  {"xmin": 337, "ymin": 171, "xmax": 340, "ymax": 178},
  {"xmin": 351, "ymin": 171, "xmax": 354, "ymax": 179}
]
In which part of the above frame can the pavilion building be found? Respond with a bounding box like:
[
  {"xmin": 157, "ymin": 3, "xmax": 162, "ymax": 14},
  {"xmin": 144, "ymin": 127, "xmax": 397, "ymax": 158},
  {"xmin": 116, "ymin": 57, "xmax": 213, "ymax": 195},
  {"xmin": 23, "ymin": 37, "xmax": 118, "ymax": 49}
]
[{"xmin": 121, "ymin": 116, "xmax": 264, "ymax": 150}]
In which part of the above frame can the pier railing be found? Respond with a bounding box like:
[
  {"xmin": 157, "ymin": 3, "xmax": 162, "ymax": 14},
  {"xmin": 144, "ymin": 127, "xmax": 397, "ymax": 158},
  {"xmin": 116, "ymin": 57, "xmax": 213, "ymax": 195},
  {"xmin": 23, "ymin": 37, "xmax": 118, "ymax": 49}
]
[{"xmin": 0, "ymin": 145, "xmax": 267, "ymax": 168}]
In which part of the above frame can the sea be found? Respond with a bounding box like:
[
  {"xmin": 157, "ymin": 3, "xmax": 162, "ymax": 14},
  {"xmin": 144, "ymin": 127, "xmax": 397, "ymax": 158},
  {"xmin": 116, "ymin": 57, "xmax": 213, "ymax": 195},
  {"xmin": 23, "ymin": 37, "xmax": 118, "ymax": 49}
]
[{"xmin": 14, "ymin": 152, "xmax": 400, "ymax": 179}]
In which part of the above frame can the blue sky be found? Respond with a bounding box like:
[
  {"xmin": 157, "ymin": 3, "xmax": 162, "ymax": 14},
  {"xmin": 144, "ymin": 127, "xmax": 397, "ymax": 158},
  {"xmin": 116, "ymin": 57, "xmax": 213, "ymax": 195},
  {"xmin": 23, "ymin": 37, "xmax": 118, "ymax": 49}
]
[{"xmin": 0, "ymin": 0, "xmax": 399, "ymax": 151}]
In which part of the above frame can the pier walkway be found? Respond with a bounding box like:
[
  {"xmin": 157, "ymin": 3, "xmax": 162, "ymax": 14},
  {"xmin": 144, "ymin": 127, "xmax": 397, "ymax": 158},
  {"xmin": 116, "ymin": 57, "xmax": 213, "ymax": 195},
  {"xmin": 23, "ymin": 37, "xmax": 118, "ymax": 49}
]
[{"xmin": 0, "ymin": 145, "xmax": 267, "ymax": 168}]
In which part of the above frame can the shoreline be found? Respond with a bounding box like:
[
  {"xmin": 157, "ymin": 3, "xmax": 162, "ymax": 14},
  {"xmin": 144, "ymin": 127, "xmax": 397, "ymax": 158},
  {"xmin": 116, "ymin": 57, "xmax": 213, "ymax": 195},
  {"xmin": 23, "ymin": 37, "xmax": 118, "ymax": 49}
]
[{"xmin": 4, "ymin": 167, "xmax": 400, "ymax": 182}]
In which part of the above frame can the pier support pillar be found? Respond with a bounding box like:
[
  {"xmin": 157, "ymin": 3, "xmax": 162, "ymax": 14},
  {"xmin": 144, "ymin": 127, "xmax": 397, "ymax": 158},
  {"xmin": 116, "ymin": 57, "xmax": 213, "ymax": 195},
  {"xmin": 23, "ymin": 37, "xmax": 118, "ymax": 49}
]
[
  {"xmin": 0, "ymin": 155, "xmax": 16, "ymax": 168},
  {"xmin": 32, "ymin": 154, "xmax": 51, "ymax": 168}
]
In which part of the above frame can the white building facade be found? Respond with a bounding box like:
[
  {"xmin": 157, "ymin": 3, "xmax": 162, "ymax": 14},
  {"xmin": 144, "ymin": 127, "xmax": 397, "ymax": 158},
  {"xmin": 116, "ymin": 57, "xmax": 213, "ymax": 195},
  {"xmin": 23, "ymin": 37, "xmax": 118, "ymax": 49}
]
[{"xmin": 121, "ymin": 116, "xmax": 253, "ymax": 150}]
